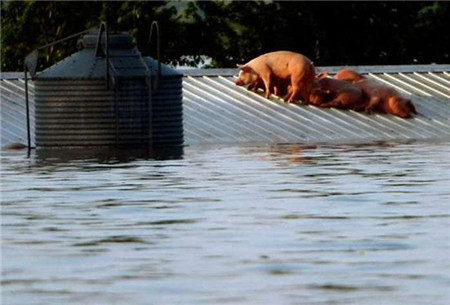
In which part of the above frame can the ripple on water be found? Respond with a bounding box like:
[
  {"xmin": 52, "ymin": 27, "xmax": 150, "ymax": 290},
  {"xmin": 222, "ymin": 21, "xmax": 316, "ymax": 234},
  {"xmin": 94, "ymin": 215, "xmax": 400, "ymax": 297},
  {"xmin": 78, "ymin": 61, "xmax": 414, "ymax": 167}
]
[
  {"xmin": 1, "ymin": 141, "xmax": 450, "ymax": 305},
  {"xmin": 72, "ymin": 235, "xmax": 149, "ymax": 247}
]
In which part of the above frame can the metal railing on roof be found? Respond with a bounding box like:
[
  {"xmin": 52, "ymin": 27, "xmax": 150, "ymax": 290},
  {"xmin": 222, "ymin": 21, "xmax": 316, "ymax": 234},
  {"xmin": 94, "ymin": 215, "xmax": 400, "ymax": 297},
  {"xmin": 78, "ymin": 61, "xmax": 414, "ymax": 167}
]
[
  {"xmin": 21, "ymin": 22, "xmax": 163, "ymax": 149},
  {"xmin": 23, "ymin": 26, "xmax": 96, "ymax": 151}
]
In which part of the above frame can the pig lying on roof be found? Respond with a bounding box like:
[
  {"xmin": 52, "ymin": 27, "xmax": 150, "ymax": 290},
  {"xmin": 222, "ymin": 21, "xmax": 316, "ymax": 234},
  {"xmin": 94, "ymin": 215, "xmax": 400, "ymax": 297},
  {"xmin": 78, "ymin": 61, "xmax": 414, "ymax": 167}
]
[
  {"xmin": 335, "ymin": 69, "xmax": 417, "ymax": 118},
  {"xmin": 235, "ymin": 51, "xmax": 315, "ymax": 103},
  {"xmin": 309, "ymin": 72, "xmax": 368, "ymax": 111}
]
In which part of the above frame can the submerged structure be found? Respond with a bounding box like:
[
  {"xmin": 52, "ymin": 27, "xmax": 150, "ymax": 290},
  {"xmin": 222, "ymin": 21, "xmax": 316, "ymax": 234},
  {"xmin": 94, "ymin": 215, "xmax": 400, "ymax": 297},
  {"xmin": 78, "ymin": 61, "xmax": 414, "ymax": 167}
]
[
  {"xmin": 14, "ymin": 24, "xmax": 183, "ymax": 148},
  {"xmin": 1, "ymin": 35, "xmax": 450, "ymax": 148}
]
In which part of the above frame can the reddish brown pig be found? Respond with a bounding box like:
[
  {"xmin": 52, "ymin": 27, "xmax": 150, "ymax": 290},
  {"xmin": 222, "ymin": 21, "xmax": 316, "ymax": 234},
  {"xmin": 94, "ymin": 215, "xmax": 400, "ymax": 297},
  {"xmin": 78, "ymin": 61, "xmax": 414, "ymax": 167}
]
[
  {"xmin": 334, "ymin": 69, "xmax": 417, "ymax": 118},
  {"xmin": 371, "ymin": 95, "xmax": 418, "ymax": 119},
  {"xmin": 309, "ymin": 72, "xmax": 368, "ymax": 111},
  {"xmin": 334, "ymin": 69, "xmax": 365, "ymax": 83},
  {"xmin": 235, "ymin": 51, "xmax": 315, "ymax": 103}
]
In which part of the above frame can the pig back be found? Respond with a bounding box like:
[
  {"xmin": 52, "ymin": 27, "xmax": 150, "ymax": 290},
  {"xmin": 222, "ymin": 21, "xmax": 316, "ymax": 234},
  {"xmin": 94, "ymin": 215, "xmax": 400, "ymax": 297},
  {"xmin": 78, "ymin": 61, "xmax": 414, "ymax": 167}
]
[
  {"xmin": 247, "ymin": 51, "xmax": 313, "ymax": 80},
  {"xmin": 357, "ymin": 79, "xmax": 398, "ymax": 101},
  {"xmin": 317, "ymin": 78, "xmax": 361, "ymax": 95},
  {"xmin": 270, "ymin": 51, "xmax": 312, "ymax": 79}
]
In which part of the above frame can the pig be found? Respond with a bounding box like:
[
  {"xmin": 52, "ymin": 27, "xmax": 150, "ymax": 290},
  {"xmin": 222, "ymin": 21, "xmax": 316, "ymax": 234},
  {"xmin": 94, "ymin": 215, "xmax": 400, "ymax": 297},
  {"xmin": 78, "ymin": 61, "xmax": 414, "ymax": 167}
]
[
  {"xmin": 369, "ymin": 94, "xmax": 418, "ymax": 119},
  {"xmin": 235, "ymin": 51, "xmax": 315, "ymax": 103},
  {"xmin": 334, "ymin": 69, "xmax": 418, "ymax": 118},
  {"xmin": 309, "ymin": 72, "xmax": 368, "ymax": 111},
  {"xmin": 334, "ymin": 69, "xmax": 365, "ymax": 83}
]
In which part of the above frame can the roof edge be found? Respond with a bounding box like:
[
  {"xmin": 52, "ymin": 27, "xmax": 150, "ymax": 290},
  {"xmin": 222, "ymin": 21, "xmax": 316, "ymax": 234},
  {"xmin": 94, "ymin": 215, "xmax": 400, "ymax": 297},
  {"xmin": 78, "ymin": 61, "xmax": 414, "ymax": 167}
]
[
  {"xmin": 178, "ymin": 64, "xmax": 450, "ymax": 76},
  {"xmin": 2, "ymin": 64, "xmax": 450, "ymax": 80}
]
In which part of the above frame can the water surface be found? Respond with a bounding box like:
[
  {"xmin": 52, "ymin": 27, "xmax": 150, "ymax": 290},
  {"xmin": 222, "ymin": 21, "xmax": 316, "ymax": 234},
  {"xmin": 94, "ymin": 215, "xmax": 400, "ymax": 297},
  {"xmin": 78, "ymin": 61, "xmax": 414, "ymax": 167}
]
[{"xmin": 1, "ymin": 141, "xmax": 450, "ymax": 305}]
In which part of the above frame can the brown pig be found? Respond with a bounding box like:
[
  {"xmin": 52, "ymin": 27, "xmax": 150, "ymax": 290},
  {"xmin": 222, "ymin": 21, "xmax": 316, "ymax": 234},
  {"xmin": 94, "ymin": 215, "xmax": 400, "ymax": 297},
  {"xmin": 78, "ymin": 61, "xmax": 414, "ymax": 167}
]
[
  {"xmin": 334, "ymin": 69, "xmax": 365, "ymax": 83},
  {"xmin": 370, "ymin": 95, "xmax": 418, "ymax": 119},
  {"xmin": 309, "ymin": 72, "xmax": 368, "ymax": 111},
  {"xmin": 334, "ymin": 69, "xmax": 417, "ymax": 118},
  {"xmin": 235, "ymin": 51, "xmax": 315, "ymax": 103}
]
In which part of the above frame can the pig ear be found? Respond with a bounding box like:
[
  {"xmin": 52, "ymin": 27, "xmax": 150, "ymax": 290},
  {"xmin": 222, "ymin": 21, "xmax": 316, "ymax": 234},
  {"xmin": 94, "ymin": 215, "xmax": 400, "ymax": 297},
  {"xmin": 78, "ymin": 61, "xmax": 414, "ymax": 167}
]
[
  {"xmin": 316, "ymin": 72, "xmax": 329, "ymax": 79},
  {"xmin": 237, "ymin": 64, "xmax": 253, "ymax": 73},
  {"xmin": 407, "ymin": 100, "xmax": 418, "ymax": 114}
]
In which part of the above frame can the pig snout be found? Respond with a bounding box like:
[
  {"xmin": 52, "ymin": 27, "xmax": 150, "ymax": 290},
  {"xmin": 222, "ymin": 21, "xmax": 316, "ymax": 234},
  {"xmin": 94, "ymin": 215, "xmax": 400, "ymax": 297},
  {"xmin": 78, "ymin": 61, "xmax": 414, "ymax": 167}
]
[{"xmin": 235, "ymin": 78, "xmax": 245, "ymax": 86}]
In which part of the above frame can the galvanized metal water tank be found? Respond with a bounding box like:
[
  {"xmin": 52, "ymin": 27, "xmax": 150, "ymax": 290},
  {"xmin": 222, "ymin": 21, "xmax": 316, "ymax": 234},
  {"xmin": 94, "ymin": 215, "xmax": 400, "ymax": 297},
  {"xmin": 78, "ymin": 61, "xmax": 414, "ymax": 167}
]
[
  {"xmin": 34, "ymin": 32, "xmax": 183, "ymax": 147},
  {"xmin": 145, "ymin": 58, "xmax": 184, "ymax": 147}
]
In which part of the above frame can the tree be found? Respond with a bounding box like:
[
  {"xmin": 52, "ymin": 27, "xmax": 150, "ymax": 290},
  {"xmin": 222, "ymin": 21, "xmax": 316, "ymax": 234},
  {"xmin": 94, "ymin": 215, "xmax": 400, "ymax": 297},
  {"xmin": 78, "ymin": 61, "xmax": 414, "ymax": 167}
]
[
  {"xmin": 0, "ymin": 1, "xmax": 178, "ymax": 71},
  {"xmin": 1, "ymin": 1, "xmax": 449, "ymax": 71},
  {"xmin": 1, "ymin": 1, "xmax": 102, "ymax": 71}
]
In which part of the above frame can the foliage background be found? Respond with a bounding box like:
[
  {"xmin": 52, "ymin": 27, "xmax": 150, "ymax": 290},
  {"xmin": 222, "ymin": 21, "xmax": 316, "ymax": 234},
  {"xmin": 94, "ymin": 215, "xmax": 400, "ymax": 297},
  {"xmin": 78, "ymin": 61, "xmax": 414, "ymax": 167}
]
[{"xmin": 1, "ymin": 1, "xmax": 449, "ymax": 71}]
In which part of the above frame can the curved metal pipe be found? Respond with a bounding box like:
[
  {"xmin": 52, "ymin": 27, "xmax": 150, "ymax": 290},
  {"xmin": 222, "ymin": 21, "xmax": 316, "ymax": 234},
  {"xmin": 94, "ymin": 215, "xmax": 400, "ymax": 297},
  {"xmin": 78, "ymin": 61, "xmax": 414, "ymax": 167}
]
[
  {"xmin": 25, "ymin": 28, "xmax": 92, "ymax": 78},
  {"xmin": 148, "ymin": 21, "xmax": 161, "ymax": 90},
  {"xmin": 24, "ymin": 63, "xmax": 31, "ymax": 152},
  {"xmin": 95, "ymin": 22, "xmax": 108, "ymax": 57},
  {"xmin": 95, "ymin": 22, "xmax": 109, "ymax": 89}
]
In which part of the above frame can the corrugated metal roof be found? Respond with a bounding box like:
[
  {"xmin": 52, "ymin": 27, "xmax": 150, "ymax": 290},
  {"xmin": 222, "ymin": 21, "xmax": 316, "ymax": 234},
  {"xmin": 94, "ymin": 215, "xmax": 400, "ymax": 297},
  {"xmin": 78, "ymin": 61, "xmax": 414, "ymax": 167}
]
[
  {"xmin": 181, "ymin": 65, "xmax": 450, "ymax": 145},
  {"xmin": 1, "ymin": 65, "xmax": 450, "ymax": 148}
]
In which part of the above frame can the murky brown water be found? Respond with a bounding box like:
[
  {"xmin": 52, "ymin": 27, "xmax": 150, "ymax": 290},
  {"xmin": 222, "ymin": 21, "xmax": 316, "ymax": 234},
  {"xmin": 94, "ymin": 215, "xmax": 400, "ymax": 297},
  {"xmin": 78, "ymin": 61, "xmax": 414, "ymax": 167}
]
[{"xmin": 1, "ymin": 141, "xmax": 450, "ymax": 305}]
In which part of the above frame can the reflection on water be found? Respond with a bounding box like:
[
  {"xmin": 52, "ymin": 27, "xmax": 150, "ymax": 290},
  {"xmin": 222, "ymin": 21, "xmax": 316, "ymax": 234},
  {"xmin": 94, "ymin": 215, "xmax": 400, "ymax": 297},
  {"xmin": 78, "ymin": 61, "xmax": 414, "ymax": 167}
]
[
  {"xmin": 1, "ymin": 141, "xmax": 450, "ymax": 305},
  {"xmin": 35, "ymin": 145, "xmax": 184, "ymax": 164}
]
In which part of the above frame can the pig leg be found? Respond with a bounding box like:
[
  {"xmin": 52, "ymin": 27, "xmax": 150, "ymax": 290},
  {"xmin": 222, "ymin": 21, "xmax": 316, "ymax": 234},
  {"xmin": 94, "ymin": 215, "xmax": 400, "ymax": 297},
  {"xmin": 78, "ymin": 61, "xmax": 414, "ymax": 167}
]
[
  {"xmin": 353, "ymin": 98, "xmax": 367, "ymax": 112},
  {"xmin": 282, "ymin": 80, "xmax": 296, "ymax": 102},
  {"xmin": 248, "ymin": 80, "xmax": 263, "ymax": 92},
  {"xmin": 273, "ymin": 85, "xmax": 279, "ymax": 96},
  {"xmin": 288, "ymin": 74, "xmax": 310, "ymax": 103},
  {"xmin": 248, "ymin": 83, "xmax": 257, "ymax": 91},
  {"xmin": 285, "ymin": 85, "xmax": 301, "ymax": 103},
  {"xmin": 408, "ymin": 101, "xmax": 418, "ymax": 115},
  {"xmin": 263, "ymin": 78, "xmax": 273, "ymax": 98},
  {"xmin": 287, "ymin": 85, "xmax": 310, "ymax": 104},
  {"xmin": 291, "ymin": 86, "xmax": 301, "ymax": 103},
  {"xmin": 283, "ymin": 87, "xmax": 293, "ymax": 102},
  {"xmin": 298, "ymin": 84, "xmax": 312, "ymax": 104},
  {"xmin": 257, "ymin": 67, "xmax": 273, "ymax": 98},
  {"xmin": 303, "ymin": 79, "xmax": 316, "ymax": 104},
  {"xmin": 318, "ymin": 99, "xmax": 347, "ymax": 109},
  {"xmin": 353, "ymin": 91, "xmax": 369, "ymax": 112},
  {"xmin": 365, "ymin": 96, "xmax": 380, "ymax": 114}
]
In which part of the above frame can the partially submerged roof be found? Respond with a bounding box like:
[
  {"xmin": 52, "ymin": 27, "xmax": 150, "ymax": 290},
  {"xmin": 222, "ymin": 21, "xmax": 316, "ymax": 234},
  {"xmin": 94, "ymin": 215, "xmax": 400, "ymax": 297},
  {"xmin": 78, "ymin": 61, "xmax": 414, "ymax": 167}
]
[
  {"xmin": 1, "ymin": 64, "xmax": 450, "ymax": 147},
  {"xmin": 180, "ymin": 65, "xmax": 450, "ymax": 145}
]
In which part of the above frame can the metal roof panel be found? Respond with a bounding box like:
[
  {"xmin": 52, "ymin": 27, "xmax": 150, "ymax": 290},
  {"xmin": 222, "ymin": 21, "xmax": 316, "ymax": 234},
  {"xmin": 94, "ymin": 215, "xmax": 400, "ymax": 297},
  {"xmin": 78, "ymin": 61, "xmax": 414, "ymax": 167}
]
[{"xmin": 1, "ymin": 65, "xmax": 449, "ymax": 148}]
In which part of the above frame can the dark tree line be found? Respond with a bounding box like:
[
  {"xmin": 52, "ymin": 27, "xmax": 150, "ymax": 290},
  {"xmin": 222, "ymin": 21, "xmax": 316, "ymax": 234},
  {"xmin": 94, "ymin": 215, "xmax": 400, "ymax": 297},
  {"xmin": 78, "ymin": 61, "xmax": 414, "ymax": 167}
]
[{"xmin": 1, "ymin": 1, "xmax": 449, "ymax": 72}]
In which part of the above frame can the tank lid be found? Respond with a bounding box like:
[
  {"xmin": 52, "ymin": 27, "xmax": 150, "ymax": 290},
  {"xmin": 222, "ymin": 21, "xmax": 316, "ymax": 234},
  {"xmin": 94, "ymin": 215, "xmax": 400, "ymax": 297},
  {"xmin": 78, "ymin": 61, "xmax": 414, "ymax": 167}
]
[
  {"xmin": 145, "ymin": 57, "xmax": 183, "ymax": 77},
  {"xmin": 83, "ymin": 32, "xmax": 133, "ymax": 49},
  {"xmin": 34, "ymin": 31, "xmax": 182, "ymax": 79},
  {"xmin": 35, "ymin": 49, "xmax": 182, "ymax": 79}
]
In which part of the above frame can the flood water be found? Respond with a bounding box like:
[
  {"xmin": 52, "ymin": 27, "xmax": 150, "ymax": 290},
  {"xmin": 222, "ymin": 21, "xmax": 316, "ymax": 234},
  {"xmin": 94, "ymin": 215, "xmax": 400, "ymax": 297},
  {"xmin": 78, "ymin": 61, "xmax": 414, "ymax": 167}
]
[{"xmin": 1, "ymin": 141, "xmax": 450, "ymax": 305}]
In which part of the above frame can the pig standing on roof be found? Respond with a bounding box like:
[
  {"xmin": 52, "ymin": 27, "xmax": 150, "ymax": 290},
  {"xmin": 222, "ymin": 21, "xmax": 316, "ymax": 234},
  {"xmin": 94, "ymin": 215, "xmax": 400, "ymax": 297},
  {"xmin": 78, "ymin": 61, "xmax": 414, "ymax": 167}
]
[{"xmin": 235, "ymin": 51, "xmax": 315, "ymax": 103}]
